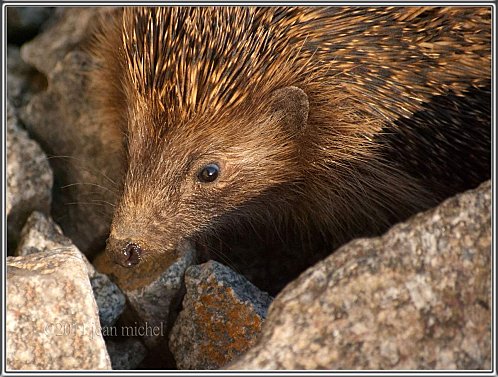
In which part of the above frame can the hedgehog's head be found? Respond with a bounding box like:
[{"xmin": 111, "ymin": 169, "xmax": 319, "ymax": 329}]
[{"xmin": 105, "ymin": 86, "xmax": 309, "ymax": 268}]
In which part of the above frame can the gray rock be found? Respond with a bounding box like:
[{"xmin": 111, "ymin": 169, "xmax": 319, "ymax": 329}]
[
  {"xmin": 106, "ymin": 338, "xmax": 148, "ymax": 370},
  {"xmin": 90, "ymin": 273, "xmax": 126, "ymax": 328},
  {"xmin": 170, "ymin": 260, "xmax": 272, "ymax": 370},
  {"xmin": 15, "ymin": 211, "xmax": 72, "ymax": 257},
  {"xmin": 6, "ymin": 249, "xmax": 112, "ymax": 370},
  {"xmin": 125, "ymin": 241, "xmax": 197, "ymax": 348},
  {"xmin": 7, "ymin": 45, "xmax": 47, "ymax": 109},
  {"xmin": 228, "ymin": 180, "xmax": 491, "ymax": 370},
  {"xmin": 7, "ymin": 101, "xmax": 53, "ymax": 253},
  {"xmin": 19, "ymin": 13, "xmax": 126, "ymax": 257},
  {"xmin": 15, "ymin": 211, "xmax": 126, "ymax": 329}
]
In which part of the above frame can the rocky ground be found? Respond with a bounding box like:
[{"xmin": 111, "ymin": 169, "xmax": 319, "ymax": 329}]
[{"xmin": 5, "ymin": 7, "xmax": 493, "ymax": 371}]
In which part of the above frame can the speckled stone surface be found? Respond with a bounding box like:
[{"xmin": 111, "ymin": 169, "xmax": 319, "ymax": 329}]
[
  {"xmin": 124, "ymin": 241, "xmax": 197, "ymax": 348},
  {"xmin": 7, "ymin": 101, "xmax": 53, "ymax": 252},
  {"xmin": 228, "ymin": 180, "xmax": 491, "ymax": 370},
  {"xmin": 170, "ymin": 260, "xmax": 273, "ymax": 370},
  {"xmin": 90, "ymin": 273, "xmax": 126, "ymax": 328},
  {"xmin": 15, "ymin": 211, "xmax": 72, "ymax": 257},
  {"xmin": 7, "ymin": 249, "xmax": 112, "ymax": 370},
  {"xmin": 106, "ymin": 337, "xmax": 148, "ymax": 370},
  {"xmin": 15, "ymin": 211, "xmax": 126, "ymax": 329},
  {"xmin": 19, "ymin": 7, "xmax": 125, "ymax": 258}
]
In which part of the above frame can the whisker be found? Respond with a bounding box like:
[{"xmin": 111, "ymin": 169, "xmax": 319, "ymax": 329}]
[
  {"xmin": 60, "ymin": 182, "xmax": 119, "ymax": 196},
  {"xmin": 65, "ymin": 201, "xmax": 115, "ymax": 208},
  {"xmin": 46, "ymin": 155, "xmax": 121, "ymax": 188}
]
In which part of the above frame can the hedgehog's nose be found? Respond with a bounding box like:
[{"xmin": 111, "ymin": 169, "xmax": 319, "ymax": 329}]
[
  {"xmin": 107, "ymin": 238, "xmax": 143, "ymax": 268},
  {"xmin": 121, "ymin": 242, "xmax": 142, "ymax": 267}
]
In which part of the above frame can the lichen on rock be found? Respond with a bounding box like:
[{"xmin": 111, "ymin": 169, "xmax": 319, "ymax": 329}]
[{"xmin": 170, "ymin": 260, "xmax": 273, "ymax": 369}]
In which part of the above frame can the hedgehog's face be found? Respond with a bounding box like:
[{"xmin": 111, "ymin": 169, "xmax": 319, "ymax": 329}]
[{"xmin": 105, "ymin": 86, "xmax": 309, "ymax": 269}]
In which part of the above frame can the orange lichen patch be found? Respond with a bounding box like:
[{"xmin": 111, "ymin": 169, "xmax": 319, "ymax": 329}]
[{"xmin": 192, "ymin": 281, "xmax": 263, "ymax": 368}]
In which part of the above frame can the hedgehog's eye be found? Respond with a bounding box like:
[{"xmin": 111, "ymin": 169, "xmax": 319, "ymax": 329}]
[{"xmin": 197, "ymin": 163, "xmax": 220, "ymax": 183}]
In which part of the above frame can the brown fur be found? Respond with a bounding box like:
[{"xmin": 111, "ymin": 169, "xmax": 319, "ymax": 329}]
[{"xmin": 89, "ymin": 7, "xmax": 491, "ymax": 291}]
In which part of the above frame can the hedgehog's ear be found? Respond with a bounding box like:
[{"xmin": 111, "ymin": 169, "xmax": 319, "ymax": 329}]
[{"xmin": 269, "ymin": 86, "xmax": 309, "ymax": 134}]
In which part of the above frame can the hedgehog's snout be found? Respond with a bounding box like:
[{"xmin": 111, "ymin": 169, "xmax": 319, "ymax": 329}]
[
  {"xmin": 121, "ymin": 242, "xmax": 142, "ymax": 267},
  {"xmin": 106, "ymin": 237, "xmax": 143, "ymax": 268}
]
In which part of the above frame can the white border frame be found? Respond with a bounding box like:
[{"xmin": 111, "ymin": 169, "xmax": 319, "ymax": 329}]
[{"xmin": 1, "ymin": 2, "xmax": 496, "ymax": 376}]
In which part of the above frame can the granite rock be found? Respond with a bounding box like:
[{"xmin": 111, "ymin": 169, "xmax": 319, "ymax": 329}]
[
  {"xmin": 15, "ymin": 211, "xmax": 126, "ymax": 328},
  {"xmin": 106, "ymin": 338, "xmax": 148, "ymax": 370},
  {"xmin": 7, "ymin": 101, "xmax": 53, "ymax": 253},
  {"xmin": 15, "ymin": 211, "xmax": 72, "ymax": 257},
  {"xmin": 228, "ymin": 181, "xmax": 492, "ymax": 370},
  {"xmin": 170, "ymin": 260, "xmax": 272, "ymax": 370},
  {"xmin": 90, "ymin": 273, "xmax": 126, "ymax": 328},
  {"xmin": 6, "ymin": 249, "xmax": 112, "ymax": 370}
]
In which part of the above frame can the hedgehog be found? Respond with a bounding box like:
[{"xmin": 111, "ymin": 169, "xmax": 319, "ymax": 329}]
[{"xmin": 89, "ymin": 6, "xmax": 491, "ymax": 292}]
